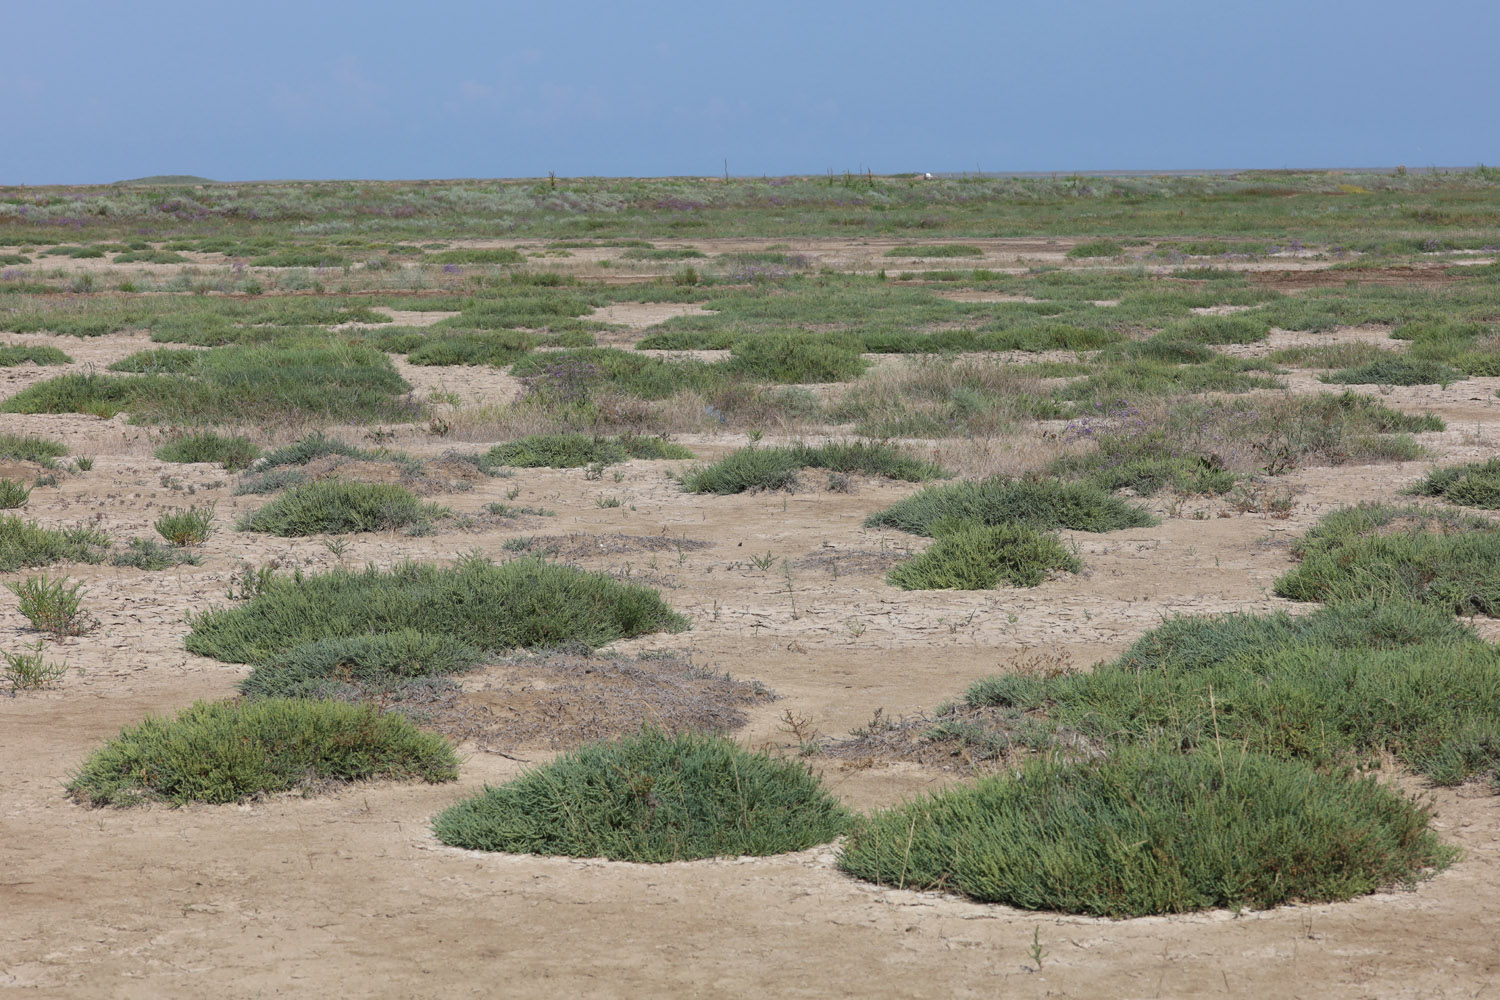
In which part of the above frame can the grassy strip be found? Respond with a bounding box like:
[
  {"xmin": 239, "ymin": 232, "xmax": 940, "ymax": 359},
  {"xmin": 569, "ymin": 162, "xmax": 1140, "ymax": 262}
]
[
  {"xmin": 838, "ymin": 749, "xmax": 1449, "ymax": 916},
  {"xmin": 481, "ymin": 433, "xmax": 693, "ymax": 469},
  {"xmin": 887, "ymin": 520, "xmax": 1080, "ymax": 589},
  {"xmin": 240, "ymin": 481, "xmax": 446, "ymax": 536},
  {"xmin": 866, "ymin": 477, "xmax": 1155, "ymax": 535},
  {"xmin": 67, "ymin": 699, "xmax": 459, "ymax": 806},
  {"xmin": 185, "ymin": 555, "xmax": 689, "ymax": 663},
  {"xmin": 0, "ymin": 434, "xmax": 68, "ymax": 466},
  {"xmin": 1275, "ymin": 503, "xmax": 1500, "ymax": 615},
  {"xmin": 679, "ymin": 442, "xmax": 943, "ymax": 494},
  {"xmin": 433, "ymin": 728, "xmax": 850, "ymax": 861}
]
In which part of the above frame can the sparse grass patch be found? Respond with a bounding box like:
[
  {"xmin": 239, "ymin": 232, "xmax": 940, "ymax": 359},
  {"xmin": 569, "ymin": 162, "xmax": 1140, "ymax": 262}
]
[
  {"xmin": 240, "ymin": 481, "xmax": 444, "ymax": 536},
  {"xmin": 1066, "ymin": 239, "xmax": 1126, "ymax": 258},
  {"xmin": 428, "ymin": 248, "xmax": 525, "ymax": 265},
  {"xmin": 1275, "ymin": 503, "xmax": 1500, "ymax": 615},
  {"xmin": 867, "ymin": 477, "xmax": 1155, "ymax": 535},
  {"xmin": 480, "ymin": 433, "xmax": 693, "ymax": 469},
  {"xmin": 884, "ymin": 244, "xmax": 984, "ymax": 258},
  {"xmin": 155, "ymin": 432, "xmax": 260, "ymax": 471},
  {"xmin": 240, "ymin": 630, "xmax": 485, "ymax": 700},
  {"xmin": 184, "ymin": 555, "xmax": 689, "ymax": 663},
  {"xmin": 7, "ymin": 573, "xmax": 96, "ymax": 636},
  {"xmin": 0, "ymin": 516, "xmax": 108, "ymax": 572},
  {"xmin": 887, "ymin": 520, "xmax": 1081, "ymax": 589},
  {"xmin": 155, "ymin": 504, "xmax": 215, "ymax": 546},
  {"xmin": 1322, "ymin": 356, "xmax": 1464, "ymax": 386},
  {"xmin": 0, "ymin": 479, "xmax": 31, "ymax": 508},
  {"xmin": 0, "ymin": 434, "xmax": 67, "ymax": 467},
  {"xmin": 0, "ymin": 343, "xmax": 71, "ymax": 366},
  {"xmin": 680, "ymin": 442, "xmax": 943, "ymax": 495},
  {"xmin": 3, "ymin": 642, "xmax": 67, "ymax": 691},
  {"xmin": 726, "ymin": 331, "xmax": 868, "ymax": 383},
  {"xmin": 110, "ymin": 537, "xmax": 202, "ymax": 570},
  {"xmin": 67, "ymin": 699, "xmax": 459, "ymax": 806},
  {"xmin": 432, "ymin": 728, "xmax": 850, "ymax": 861},
  {"xmin": 1409, "ymin": 458, "xmax": 1500, "ymax": 509},
  {"xmin": 839, "ymin": 749, "xmax": 1449, "ymax": 916}
]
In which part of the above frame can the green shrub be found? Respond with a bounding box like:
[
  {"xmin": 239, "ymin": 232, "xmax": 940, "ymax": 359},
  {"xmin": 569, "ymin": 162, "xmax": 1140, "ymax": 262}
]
[
  {"xmin": 233, "ymin": 468, "xmax": 309, "ymax": 495},
  {"xmin": 240, "ymin": 481, "xmax": 443, "ymax": 536},
  {"xmin": 0, "ymin": 433, "xmax": 68, "ymax": 467},
  {"xmin": 3, "ymin": 642, "xmax": 67, "ymax": 691},
  {"xmin": 1160, "ymin": 314, "xmax": 1272, "ymax": 345},
  {"xmin": 155, "ymin": 503, "xmax": 215, "ymax": 546},
  {"xmin": 884, "ymin": 244, "xmax": 984, "ymax": 258},
  {"xmin": 887, "ymin": 520, "xmax": 1081, "ymax": 589},
  {"xmin": 406, "ymin": 331, "xmax": 536, "ymax": 367},
  {"xmin": 838, "ymin": 750, "xmax": 1450, "ymax": 916},
  {"xmin": 866, "ymin": 477, "xmax": 1155, "ymax": 535},
  {"xmin": 726, "ymin": 332, "xmax": 868, "ymax": 383},
  {"xmin": 679, "ymin": 442, "xmax": 944, "ymax": 495},
  {"xmin": 1066, "ymin": 240, "xmax": 1126, "ymax": 258},
  {"xmin": 481, "ymin": 433, "xmax": 693, "ymax": 469},
  {"xmin": 1322, "ymin": 357, "xmax": 1464, "ymax": 386},
  {"xmin": 0, "ymin": 516, "xmax": 109, "ymax": 572},
  {"xmin": 109, "ymin": 537, "xmax": 202, "ymax": 570},
  {"xmin": 0, "ymin": 478, "xmax": 31, "ymax": 508},
  {"xmin": 0, "ymin": 343, "xmax": 71, "ymax": 367},
  {"xmin": 433, "ymin": 728, "xmax": 850, "ymax": 861},
  {"xmin": 249, "ymin": 432, "xmax": 382, "ymax": 471},
  {"xmin": 1409, "ymin": 458, "xmax": 1500, "ymax": 509},
  {"xmin": 185, "ymin": 555, "xmax": 689, "ymax": 663},
  {"xmin": 67, "ymin": 699, "xmax": 459, "ymax": 806},
  {"xmin": 7, "ymin": 573, "xmax": 96, "ymax": 636},
  {"xmin": 240, "ymin": 629, "xmax": 485, "ymax": 699},
  {"xmin": 1274, "ymin": 503, "xmax": 1500, "ymax": 615},
  {"xmin": 156, "ymin": 432, "xmax": 261, "ymax": 471}
]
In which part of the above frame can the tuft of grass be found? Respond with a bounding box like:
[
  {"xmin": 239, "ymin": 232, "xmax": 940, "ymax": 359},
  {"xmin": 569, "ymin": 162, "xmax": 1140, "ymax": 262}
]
[
  {"xmin": 155, "ymin": 503, "xmax": 215, "ymax": 546},
  {"xmin": 838, "ymin": 749, "xmax": 1450, "ymax": 916},
  {"xmin": 0, "ymin": 343, "xmax": 71, "ymax": 367},
  {"xmin": 155, "ymin": 432, "xmax": 261, "ymax": 472},
  {"xmin": 0, "ymin": 478, "xmax": 32, "ymax": 509},
  {"xmin": 110, "ymin": 537, "xmax": 202, "ymax": 571},
  {"xmin": 249, "ymin": 432, "xmax": 383, "ymax": 471},
  {"xmin": 7, "ymin": 573, "xmax": 96, "ymax": 636},
  {"xmin": 0, "ymin": 434, "xmax": 67, "ymax": 468},
  {"xmin": 4, "ymin": 642, "xmax": 68, "ymax": 691},
  {"xmin": 240, "ymin": 481, "xmax": 444, "ymax": 536},
  {"xmin": 680, "ymin": 442, "xmax": 944, "ymax": 495},
  {"xmin": 1321, "ymin": 356, "xmax": 1464, "ymax": 386},
  {"xmin": 481, "ymin": 433, "xmax": 693, "ymax": 469},
  {"xmin": 1408, "ymin": 458, "xmax": 1500, "ymax": 509},
  {"xmin": 240, "ymin": 629, "xmax": 485, "ymax": 700},
  {"xmin": 887, "ymin": 519, "xmax": 1081, "ymax": 589},
  {"xmin": 0, "ymin": 516, "xmax": 109, "ymax": 572},
  {"xmin": 109, "ymin": 347, "xmax": 204, "ymax": 373},
  {"xmin": 884, "ymin": 244, "xmax": 984, "ymax": 258},
  {"xmin": 1066, "ymin": 239, "xmax": 1126, "ymax": 258},
  {"xmin": 866, "ymin": 477, "xmax": 1155, "ymax": 535},
  {"xmin": 726, "ymin": 331, "xmax": 869, "ymax": 384},
  {"xmin": 428, "ymin": 248, "xmax": 525, "ymax": 265},
  {"xmin": 1160, "ymin": 314, "xmax": 1271, "ymax": 345},
  {"xmin": 184, "ymin": 555, "xmax": 689, "ymax": 664},
  {"xmin": 67, "ymin": 698, "xmax": 459, "ymax": 806},
  {"xmin": 1274, "ymin": 503, "xmax": 1500, "ymax": 615},
  {"xmin": 433, "ymin": 728, "xmax": 850, "ymax": 861}
]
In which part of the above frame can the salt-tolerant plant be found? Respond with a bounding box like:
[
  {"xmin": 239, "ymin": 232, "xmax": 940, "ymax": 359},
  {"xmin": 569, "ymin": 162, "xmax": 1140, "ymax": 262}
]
[
  {"xmin": 4, "ymin": 641, "xmax": 68, "ymax": 691},
  {"xmin": 433, "ymin": 728, "xmax": 851, "ymax": 861},
  {"xmin": 0, "ymin": 478, "xmax": 32, "ymax": 509},
  {"xmin": 886, "ymin": 519, "xmax": 1081, "ymax": 590},
  {"xmin": 155, "ymin": 503, "xmax": 215, "ymax": 546},
  {"xmin": 7, "ymin": 573, "xmax": 97, "ymax": 637}
]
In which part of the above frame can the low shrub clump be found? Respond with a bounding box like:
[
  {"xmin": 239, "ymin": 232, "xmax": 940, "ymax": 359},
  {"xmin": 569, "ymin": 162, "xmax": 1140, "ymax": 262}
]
[
  {"xmin": 1408, "ymin": 458, "xmax": 1500, "ymax": 509},
  {"xmin": 0, "ymin": 479, "xmax": 31, "ymax": 508},
  {"xmin": 1275, "ymin": 503, "xmax": 1500, "ymax": 615},
  {"xmin": 0, "ymin": 433, "xmax": 67, "ymax": 467},
  {"xmin": 0, "ymin": 343, "xmax": 71, "ymax": 367},
  {"xmin": 481, "ymin": 433, "xmax": 693, "ymax": 469},
  {"xmin": 866, "ymin": 477, "xmax": 1155, "ymax": 535},
  {"xmin": 432, "ymin": 728, "xmax": 851, "ymax": 861},
  {"xmin": 0, "ymin": 516, "xmax": 109, "ymax": 572},
  {"xmin": 110, "ymin": 537, "xmax": 202, "ymax": 570},
  {"xmin": 884, "ymin": 244, "xmax": 984, "ymax": 258},
  {"xmin": 240, "ymin": 629, "xmax": 485, "ymax": 700},
  {"xmin": 838, "ymin": 749, "xmax": 1450, "ymax": 916},
  {"xmin": 681, "ymin": 441, "xmax": 943, "ymax": 495},
  {"xmin": 185, "ymin": 555, "xmax": 689, "ymax": 664},
  {"xmin": 1322, "ymin": 356, "xmax": 1464, "ymax": 386},
  {"xmin": 155, "ymin": 432, "xmax": 261, "ymax": 471},
  {"xmin": 887, "ymin": 520, "xmax": 1081, "ymax": 589},
  {"xmin": 725, "ymin": 332, "xmax": 868, "ymax": 384},
  {"xmin": 240, "ymin": 481, "xmax": 444, "ymax": 536},
  {"xmin": 67, "ymin": 699, "xmax": 459, "ymax": 806},
  {"xmin": 155, "ymin": 504, "xmax": 215, "ymax": 546},
  {"xmin": 1066, "ymin": 239, "xmax": 1126, "ymax": 258}
]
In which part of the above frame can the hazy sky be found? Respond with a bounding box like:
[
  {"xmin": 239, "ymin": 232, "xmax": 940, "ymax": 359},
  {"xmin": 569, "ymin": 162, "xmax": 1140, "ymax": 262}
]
[{"xmin": 4, "ymin": 0, "xmax": 1496, "ymax": 183}]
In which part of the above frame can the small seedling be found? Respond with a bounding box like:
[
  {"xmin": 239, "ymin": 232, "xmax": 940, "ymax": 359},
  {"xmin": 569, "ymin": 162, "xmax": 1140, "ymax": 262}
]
[
  {"xmin": 155, "ymin": 502, "xmax": 215, "ymax": 546},
  {"xmin": 7, "ymin": 574, "xmax": 97, "ymax": 637},
  {"xmin": 3, "ymin": 641, "xmax": 67, "ymax": 690},
  {"xmin": 323, "ymin": 536, "xmax": 350, "ymax": 558},
  {"xmin": 749, "ymin": 550, "xmax": 777, "ymax": 571},
  {"xmin": 595, "ymin": 494, "xmax": 623, "ymax": 508},
  {"xmin": 75, "ymin": 456, "xmax": 94, "ymax": 472},
  {"xmin": 1028, "ymin": 927, "xmax": 1048, "ymax": 971}
]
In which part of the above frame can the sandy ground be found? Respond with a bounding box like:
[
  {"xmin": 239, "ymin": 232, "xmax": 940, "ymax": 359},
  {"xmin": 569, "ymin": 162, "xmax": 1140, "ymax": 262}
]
[{"xmin": 3, "ymin": 257, "xmax": 1500, "ymax": 998}]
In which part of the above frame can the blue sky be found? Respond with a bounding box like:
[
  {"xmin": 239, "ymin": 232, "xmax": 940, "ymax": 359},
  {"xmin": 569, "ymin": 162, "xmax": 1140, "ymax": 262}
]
[{"xmin": 3, "ymin": 0, "xmax": 1496, "ymax": 184}]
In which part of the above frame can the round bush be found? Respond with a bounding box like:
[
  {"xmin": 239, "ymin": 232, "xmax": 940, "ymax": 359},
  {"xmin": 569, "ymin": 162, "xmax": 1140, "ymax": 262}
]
[
  {"xmin": 838, "ymin": 749, "xmax": 1451, "ymax": 916},
  {"xmin": 433, "ymin": 728, "xmax": 851, "ymax": 861}
]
